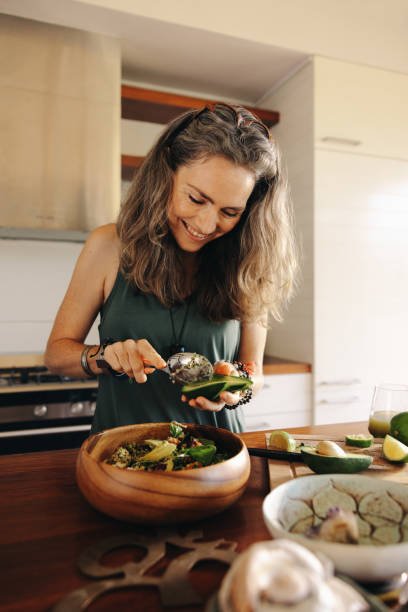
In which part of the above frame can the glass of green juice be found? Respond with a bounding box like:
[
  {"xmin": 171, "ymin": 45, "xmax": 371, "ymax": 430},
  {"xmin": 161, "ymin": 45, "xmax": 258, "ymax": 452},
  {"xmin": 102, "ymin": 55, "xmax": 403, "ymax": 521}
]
[{"xmin": 368, "ymin": 384, "xmax": 408, "ymax": 437}]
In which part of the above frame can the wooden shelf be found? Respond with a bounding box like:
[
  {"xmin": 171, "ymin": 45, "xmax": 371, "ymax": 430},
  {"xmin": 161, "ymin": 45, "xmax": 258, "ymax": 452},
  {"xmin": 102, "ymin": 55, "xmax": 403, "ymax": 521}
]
[
  {"xmin": 121, "ymin": 85, "xmax": 280, "ymax": 180},
  {"xmin": 121, "ymin": 85, "xmax": 279, "ymax": 127},
  {"xmin": 121, "ymin": 154, "xmax": 144, "ymax": 181}
]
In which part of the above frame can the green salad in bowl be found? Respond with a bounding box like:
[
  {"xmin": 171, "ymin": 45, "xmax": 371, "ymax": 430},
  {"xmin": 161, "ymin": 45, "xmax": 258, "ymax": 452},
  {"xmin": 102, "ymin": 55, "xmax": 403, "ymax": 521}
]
[{"xmin": 106, "ymin": 421, "xmax": 230, "ymax": 471}]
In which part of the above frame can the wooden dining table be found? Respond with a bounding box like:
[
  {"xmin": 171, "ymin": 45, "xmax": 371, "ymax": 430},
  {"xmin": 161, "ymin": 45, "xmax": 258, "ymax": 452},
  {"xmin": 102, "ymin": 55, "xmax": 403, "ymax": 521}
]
[{"xmin": 0, "ymin": 421, "xmax": 373, "ymax": 612}]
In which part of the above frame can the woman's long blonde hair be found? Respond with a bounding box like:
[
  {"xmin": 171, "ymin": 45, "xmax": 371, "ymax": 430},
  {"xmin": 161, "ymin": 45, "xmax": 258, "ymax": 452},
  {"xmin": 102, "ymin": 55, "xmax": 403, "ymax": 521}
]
[{"xmin": 118, "ymin": 104, "xmax": 298, "ymax": 323}]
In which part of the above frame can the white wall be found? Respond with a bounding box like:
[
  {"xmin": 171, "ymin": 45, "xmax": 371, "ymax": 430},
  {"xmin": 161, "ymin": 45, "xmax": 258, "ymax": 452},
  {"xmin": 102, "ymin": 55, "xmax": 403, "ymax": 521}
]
[
  {"xmin": 260, "ymin": 61, "xmax": 315, "ymax": 362},
  {"xmin": 0, "ymin": 239, "xmax": 99, "ymax": 354}
]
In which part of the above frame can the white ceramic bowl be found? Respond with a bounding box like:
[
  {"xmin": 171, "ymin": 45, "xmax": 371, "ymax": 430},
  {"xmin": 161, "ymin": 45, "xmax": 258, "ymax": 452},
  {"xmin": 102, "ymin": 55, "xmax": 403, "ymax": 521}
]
[{"xmin": 263, "ymin": 474, "xmax": 408, "ymax": 582}]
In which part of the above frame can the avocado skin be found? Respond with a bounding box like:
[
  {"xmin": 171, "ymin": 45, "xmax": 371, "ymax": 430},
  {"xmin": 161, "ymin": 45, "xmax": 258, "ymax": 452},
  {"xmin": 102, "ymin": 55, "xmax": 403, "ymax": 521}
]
[
  {"xmin": 182, "ymin": 375, "xmax": 253, "ymax": 400},
  {"xmin": 182, "ymin": 380, "xmax": 228, "ymax": 400},
  {"xmin": 300, "ymin": 448, "xmax": 373, "ymax": 474}
]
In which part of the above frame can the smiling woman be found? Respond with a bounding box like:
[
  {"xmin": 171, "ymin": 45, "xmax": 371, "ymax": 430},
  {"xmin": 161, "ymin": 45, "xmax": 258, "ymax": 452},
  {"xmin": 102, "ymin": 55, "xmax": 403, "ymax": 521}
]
[
  {"xmin": 167, "ymin": 157, "xmax": 254, "ymax": 252},
  {"xmin": 45, "ymin": 103, "xmax": 298, "ymax": 435}
]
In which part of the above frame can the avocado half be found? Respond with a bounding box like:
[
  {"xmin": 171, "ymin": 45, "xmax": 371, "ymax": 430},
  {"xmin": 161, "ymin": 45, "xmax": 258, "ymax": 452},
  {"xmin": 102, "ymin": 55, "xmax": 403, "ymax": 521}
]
[
  {"xmin": 182, "ymin": 375, "xmax": 253, "ymax": 401},
  {"xmin": 300, "ymin": 448, "xmax": 373, "ymax": 474}
]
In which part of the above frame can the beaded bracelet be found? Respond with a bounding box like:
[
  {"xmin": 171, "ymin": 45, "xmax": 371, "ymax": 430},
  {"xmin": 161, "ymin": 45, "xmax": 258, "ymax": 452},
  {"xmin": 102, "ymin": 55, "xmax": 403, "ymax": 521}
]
[
  {"xmin": 225, "ymin": 388, "xmax": 253, "ymax": 410},
  {"xmin": 225, "ymin": 361, "xmax": 253, "ymax": 410}
]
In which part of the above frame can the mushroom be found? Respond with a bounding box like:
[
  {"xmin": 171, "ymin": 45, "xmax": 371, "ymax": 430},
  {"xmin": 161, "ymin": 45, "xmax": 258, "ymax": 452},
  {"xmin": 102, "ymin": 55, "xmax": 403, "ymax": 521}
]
[
  {"xmin": 307, "ymin": 507, "xmax": 359, "ymax": 544},
  {"xmin": 218, "ymin": 539, "xmax": 368, "ymax": 611}
]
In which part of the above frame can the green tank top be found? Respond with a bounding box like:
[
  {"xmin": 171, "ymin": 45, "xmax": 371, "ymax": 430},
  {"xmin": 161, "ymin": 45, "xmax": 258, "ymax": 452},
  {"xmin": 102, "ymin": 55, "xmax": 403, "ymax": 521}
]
[{"xmin": 92, "ymin": 271, "xmax": 245, "ymax": 433}]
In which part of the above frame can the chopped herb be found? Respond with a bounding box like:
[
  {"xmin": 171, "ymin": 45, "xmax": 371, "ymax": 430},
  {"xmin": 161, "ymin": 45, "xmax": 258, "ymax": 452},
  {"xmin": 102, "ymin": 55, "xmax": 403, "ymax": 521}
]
[{"xmin": 169, "ymin": 421, "xmax": 185, "ymax": 438}]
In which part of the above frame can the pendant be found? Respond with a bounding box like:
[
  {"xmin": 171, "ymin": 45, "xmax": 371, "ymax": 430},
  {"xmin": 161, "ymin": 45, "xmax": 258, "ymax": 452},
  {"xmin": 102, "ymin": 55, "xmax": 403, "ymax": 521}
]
[{"xmin": 168, "ymin": 344, "xmax": 185, "ymax": 356}]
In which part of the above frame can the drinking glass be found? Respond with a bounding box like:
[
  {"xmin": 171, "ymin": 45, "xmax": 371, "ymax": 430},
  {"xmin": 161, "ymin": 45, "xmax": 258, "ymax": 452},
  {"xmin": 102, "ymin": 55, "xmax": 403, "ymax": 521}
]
[{"xmin": 368, "ymin": 384, "xmax": 408, "ymax": 437}]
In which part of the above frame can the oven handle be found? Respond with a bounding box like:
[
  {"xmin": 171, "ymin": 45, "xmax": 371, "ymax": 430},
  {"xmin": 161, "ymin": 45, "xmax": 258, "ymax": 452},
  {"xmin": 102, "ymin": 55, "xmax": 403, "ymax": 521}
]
[{"xmin": 0, "ymin": 424, "xmax": 92, "ymax": 438}]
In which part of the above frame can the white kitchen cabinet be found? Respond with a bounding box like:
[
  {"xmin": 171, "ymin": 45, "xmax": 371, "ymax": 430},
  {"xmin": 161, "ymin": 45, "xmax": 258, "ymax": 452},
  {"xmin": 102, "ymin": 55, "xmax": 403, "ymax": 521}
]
[
  {"xmin": 314, "ymin": 57, "xmax": 408, "ymax": 160},
  {"xmin": 313, "ymin": 149, "xmax": 408, "ymax": 424},
  {"xmin": 243, "ymin": 373, "xmax": 312, "ymax": 431},
  {"xmin": 263, "ymin": 57, "xmax": 408, "ymax": 427}
]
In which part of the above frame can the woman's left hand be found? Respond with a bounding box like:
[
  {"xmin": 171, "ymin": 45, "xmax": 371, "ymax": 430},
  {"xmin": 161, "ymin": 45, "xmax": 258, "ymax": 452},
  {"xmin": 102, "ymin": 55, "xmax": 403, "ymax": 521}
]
[{"xmin": 181, "ymin": 390, "xmax": 241, "ymax": 412}]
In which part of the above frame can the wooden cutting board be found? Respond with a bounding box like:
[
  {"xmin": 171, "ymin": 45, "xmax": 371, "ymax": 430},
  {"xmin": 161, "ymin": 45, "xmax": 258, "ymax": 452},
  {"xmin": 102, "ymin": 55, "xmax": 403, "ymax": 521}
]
[{"xmin": 265, "ymin": 433, "xmax": 408, "ymax": 490}]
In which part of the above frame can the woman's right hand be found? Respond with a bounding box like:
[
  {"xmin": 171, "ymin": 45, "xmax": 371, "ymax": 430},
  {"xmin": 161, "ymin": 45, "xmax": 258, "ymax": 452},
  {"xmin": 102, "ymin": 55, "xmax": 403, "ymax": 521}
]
[{"xmin": 101, "ymin": 339, "xmax": 167, "ymax": 383}]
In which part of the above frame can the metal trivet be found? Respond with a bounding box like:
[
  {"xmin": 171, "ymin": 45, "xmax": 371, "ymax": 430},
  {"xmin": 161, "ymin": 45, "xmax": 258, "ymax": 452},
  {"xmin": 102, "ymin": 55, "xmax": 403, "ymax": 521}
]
[{"xmin": 52, "ymin": 528, "xmax": 237, "ymax": 610}]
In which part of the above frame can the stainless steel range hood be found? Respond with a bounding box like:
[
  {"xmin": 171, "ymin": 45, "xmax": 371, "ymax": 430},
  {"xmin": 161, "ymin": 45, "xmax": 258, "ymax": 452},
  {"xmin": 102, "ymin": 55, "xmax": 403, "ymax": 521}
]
[{"xmin": 0, "ymin": 15, "xmax": 121, "ymax": 242}]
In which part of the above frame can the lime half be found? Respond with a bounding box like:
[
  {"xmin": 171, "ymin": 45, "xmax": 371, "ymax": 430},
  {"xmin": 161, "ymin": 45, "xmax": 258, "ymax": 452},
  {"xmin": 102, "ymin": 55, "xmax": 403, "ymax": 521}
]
[
  {"xmin": 269, "ymin": 430, "xmax": 297, "ymax": 452},
  {"xmin": 382, "ymin": 434, "xmax": 408, "ymax": 463},
  {"xmin": 345, "ymin": 434, "xmax": 373, "ymax": 448}
]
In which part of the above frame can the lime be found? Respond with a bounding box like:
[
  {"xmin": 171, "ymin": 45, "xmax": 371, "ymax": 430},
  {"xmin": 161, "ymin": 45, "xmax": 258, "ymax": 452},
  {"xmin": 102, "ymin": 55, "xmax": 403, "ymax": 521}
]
[
  {"xmin": 382, "ymin": 434, "xmax": 408, "ymax": 463},
  {"xmin": 300, "ymin": 448, "xmax": 372, "ymax": 474},
  {"xmin": 269, "ymin": 430, "xmax": 297, "ymax": 452},
  {"xmin": 390, "ymin": 412, "xmax": 408, "ymax": 446},
  {"xmin": 345, "ymin": 434, "xmax": 373, "ymax": 448}
]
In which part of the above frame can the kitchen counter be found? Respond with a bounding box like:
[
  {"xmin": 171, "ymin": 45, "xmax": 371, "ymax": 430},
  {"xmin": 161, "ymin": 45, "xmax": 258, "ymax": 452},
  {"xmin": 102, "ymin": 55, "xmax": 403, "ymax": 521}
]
[
  {"xmin": 0, "ymin": 422, "xmax": 364, "ymax": 612},
  {"xmin": 0, "ymin": 380, "xmax": 98, "ymax": 394},
  {"xmin": 0, "ymin": 353, "xmax": 311, "ymax": 377},
  {"xmin": 262, "ymin": 355, "xmax": 311, "ymax": 374}
]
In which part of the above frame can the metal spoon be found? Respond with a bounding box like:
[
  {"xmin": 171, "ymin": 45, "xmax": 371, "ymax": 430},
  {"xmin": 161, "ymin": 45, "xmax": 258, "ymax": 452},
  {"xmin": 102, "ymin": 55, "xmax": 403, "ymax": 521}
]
[{"xmin": 148, "ymin": 352, "xmax": 213, "ymax": 385}]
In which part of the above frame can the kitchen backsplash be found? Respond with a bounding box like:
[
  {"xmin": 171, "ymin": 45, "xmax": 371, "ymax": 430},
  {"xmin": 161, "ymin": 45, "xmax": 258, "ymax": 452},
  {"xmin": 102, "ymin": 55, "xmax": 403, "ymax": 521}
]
[{"xmin": 0, "ymin": 239, "xmax": 98, "ymax": 354}]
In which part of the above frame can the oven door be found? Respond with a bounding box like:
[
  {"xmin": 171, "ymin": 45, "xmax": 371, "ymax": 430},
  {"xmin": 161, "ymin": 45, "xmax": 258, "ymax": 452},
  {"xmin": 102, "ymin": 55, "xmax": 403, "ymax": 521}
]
[{"xmin": 0, "ymin": 387, "xmax": 96, "ymax": 454}]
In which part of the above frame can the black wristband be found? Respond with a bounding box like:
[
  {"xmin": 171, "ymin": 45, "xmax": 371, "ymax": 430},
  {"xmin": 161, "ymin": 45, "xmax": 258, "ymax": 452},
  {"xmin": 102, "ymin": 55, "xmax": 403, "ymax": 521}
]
[{"xmin": 92, "ymin": 339, "xmax": 126, "ymax": 378}]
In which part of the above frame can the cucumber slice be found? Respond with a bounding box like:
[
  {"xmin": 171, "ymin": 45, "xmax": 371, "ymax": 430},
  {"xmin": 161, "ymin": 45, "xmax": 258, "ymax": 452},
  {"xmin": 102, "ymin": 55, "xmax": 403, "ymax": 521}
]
[
  {"xmin": 181, "ymin": 375, "xmax": 252, "ymax": 400},
  {"xmin": 300, "ymin": 448, "xmax": 373, "ymax": 474},
  {"xmin": 345, "ymin": 434, "xmax": 373, "ymax": 448}
]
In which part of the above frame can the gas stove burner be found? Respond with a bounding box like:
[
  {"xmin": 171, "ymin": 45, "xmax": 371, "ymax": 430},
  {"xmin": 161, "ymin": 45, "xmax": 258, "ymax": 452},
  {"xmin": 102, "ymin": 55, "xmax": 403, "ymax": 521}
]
[
  {"xmin": 0, "ymin": 366, "xmax": 87, "ymax": 386},
  {"xmin": 28, "ymin": 373, "xmax": 65, "ymax": 384}
]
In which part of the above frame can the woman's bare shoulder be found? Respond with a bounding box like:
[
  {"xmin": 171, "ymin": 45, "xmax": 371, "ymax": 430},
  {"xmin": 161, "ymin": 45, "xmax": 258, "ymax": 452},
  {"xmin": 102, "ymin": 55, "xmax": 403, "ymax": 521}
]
[
  {"xmin": 75, "ymin": 224, "xmax": 119, "ymax": 279},
  {"xmin": 86, "ymin": 223, "xmax": 119, "ymax": 249},
  {"xmin": 81, "ymin": 224, "xmax": 121, "ymax": 299},
  {"xmin": 83, "ymin": 223, "xmax": 120, "ymax": 261}
]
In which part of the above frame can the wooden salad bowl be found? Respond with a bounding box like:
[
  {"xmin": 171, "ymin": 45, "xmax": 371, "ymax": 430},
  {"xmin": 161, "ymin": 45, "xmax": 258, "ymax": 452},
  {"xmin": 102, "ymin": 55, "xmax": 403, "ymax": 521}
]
[{"xmin": 76, "ymin": 422, "xmax": 251, "ymax": 524}]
